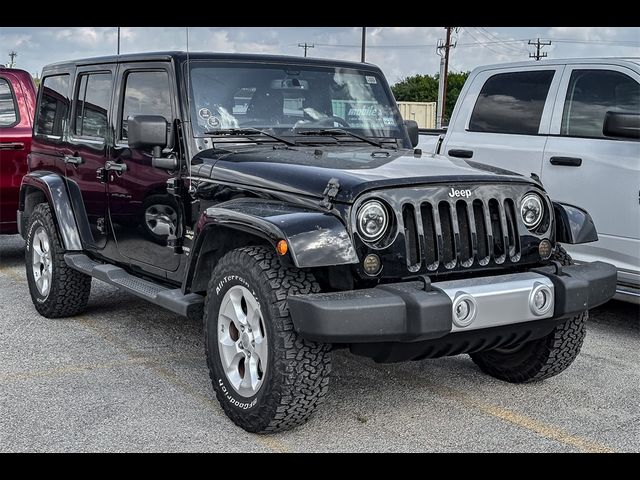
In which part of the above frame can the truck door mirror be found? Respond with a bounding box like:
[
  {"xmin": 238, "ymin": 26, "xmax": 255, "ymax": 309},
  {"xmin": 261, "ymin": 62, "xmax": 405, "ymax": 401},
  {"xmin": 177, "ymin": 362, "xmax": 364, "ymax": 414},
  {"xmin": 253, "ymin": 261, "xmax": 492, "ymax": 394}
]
[
  {"xmin": 127, "ymin": 115, "xmax": 168, "ymax": 155},
  {"xmin": 404, "ymin": 119, "xmax": 419, "ymax": 148},
  {"xmin": 603, "ymin": 111, "xmax": 640, "ymax": 139}
]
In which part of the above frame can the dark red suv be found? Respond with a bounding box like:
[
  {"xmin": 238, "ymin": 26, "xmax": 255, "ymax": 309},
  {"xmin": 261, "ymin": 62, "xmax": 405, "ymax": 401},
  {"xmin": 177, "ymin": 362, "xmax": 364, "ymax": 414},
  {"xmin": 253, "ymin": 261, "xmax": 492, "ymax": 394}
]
[{"xmin": 0, "ymin": 67, "xmax": 36, "ymax": 234}]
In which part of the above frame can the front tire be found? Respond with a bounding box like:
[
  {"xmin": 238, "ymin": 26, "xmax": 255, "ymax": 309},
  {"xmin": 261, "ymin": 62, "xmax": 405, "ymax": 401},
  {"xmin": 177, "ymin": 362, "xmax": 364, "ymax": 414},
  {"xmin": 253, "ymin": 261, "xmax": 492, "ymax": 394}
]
[
  {"xmin": 469, "ymin": 245, "xmax": 587, "ymax": 383},
  {"xmin": 204, "ymin": 246, "xmax": 332, "ymax": 433},
  {"xmin": 25, "ymin": 203, "xmax": 92, "ymax": 318}
]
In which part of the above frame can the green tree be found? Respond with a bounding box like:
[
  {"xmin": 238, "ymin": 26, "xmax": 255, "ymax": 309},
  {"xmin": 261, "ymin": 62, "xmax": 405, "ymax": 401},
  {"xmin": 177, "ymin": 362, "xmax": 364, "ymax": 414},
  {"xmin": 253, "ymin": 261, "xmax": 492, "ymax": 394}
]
[{"xmin": 391, "ymin": 71, "xmax": 469, "ymax": 124}]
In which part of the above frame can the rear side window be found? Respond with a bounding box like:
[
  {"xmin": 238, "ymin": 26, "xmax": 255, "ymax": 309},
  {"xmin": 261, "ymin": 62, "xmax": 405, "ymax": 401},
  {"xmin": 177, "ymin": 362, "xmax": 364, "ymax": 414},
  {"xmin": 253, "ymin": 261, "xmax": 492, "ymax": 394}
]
[
  {"xmin": 74, "ymin": 72, "xmax": 113, "ymax": 139},
  {"xmin": 0, "ymin": 78, "xmax": 18, "ymax": 127},
  {"xmin": 469, "ymin": 70, "xmax": 555, "ymax": 135},
  {"xmin": 120, "ymin": 71, "xmax": 171, "ymax": 140},
  {"xmin": 561, "ymin": 69, "xmax": 640, "ymax": 139},
  {"xmin": 36, "ymin": 74, "xmax": 70, "ymax": 137}
]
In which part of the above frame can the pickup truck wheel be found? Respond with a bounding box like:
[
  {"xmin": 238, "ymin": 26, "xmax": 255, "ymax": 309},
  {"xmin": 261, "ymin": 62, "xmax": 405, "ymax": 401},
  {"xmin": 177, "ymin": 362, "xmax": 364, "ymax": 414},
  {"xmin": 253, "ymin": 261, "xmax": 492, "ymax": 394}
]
[
  {"xmin": 25, "ymin": 203, "xmax": 91, "ymax": 318},
  {"xmin": 204, "ymin": 245, "xmax": 332, "ymax": 433},
  {"xmin": 469, "ymin": 245, "xmax": 587, "ymax": 383}
]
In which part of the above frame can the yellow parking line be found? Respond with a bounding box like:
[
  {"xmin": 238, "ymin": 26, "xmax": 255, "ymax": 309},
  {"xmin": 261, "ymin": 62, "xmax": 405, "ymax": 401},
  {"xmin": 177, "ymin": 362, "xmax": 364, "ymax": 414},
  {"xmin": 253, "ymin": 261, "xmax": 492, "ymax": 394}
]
[
  {"xmin": 0, "ymin": 357, "xmax": 149, "ymax": 382},
  {"xmin": 0, "ymin": 266, "xmax": 27, "ymax": 283},
  {"xmin": 77, "ymin": 316, "xmax": 290, "ymax": 452},
  {"xmin": 470, "ymin": 401, "xmax": 615, "ymax": 453},
  {"xmin": 420, "ymin": 381, "xmax": 615, "ymax": 453}
]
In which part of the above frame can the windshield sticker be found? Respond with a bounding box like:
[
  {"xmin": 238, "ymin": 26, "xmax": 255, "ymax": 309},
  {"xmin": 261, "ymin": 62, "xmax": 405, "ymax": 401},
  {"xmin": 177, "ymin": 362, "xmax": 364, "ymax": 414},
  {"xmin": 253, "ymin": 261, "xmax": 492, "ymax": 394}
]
[
  {"xmin": 199, "ymin": 108, "xmax": 212, "ymax": 119},
  {"xmin": 365, "ymin": 76, "xmax": 377, "ymax": 84},
  {"xmin": 382, "ymin": 117, "xmax": 395, "ymax": 126},
  {"xmin": 207, "ymin": 116, "xmax": 221, "ymax": 128},
  {"xmin": 348, "ymin": 106, "xmax": 379, "ymax": 117}
]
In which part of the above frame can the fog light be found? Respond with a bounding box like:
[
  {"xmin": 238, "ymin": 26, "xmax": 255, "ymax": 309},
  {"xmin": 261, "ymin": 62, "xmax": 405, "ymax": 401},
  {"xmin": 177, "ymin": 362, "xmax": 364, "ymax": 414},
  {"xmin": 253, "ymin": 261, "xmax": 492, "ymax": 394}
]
[
  {"xmin": 529, "ymin": 283, "xmax": 553, "ymax": 316},
  {"xmin": 363, "ymin": 254, "xmax": 382, "ymax": 275},
  {"xmin": 538, "ymin": 239, "xmax": 552, "ymax": 260},
  {"xmin": 452, "ymin": 293, "xmax": 477, "ymax": 327}
]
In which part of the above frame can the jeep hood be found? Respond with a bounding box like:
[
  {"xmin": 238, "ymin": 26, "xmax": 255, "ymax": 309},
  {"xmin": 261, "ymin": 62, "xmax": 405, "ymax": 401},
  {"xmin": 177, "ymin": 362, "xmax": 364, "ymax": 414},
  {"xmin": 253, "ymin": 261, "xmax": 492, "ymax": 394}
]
[{"xmin": 191, "ymin": 146, "xmax": 534, "ymax": 203}]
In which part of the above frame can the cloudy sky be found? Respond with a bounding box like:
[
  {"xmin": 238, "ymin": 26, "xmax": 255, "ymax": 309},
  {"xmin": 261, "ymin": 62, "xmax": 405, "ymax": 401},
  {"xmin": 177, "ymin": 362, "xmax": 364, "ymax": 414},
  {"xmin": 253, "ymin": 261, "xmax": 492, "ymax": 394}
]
[{"xmin": 2, "ymin": 27, "xmax": 638, "ymax": 84}]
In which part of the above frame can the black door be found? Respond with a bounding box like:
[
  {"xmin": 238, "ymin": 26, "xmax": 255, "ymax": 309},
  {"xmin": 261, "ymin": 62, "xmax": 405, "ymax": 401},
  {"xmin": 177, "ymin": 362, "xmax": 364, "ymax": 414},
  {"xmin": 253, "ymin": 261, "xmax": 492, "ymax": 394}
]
[
  {"xmin": 64, "ymin": 66, "xmax": 115, "ymax": 249},
  {"xmin": 107, "ymin": 63, "xmax": 181, "ymax": 271}
]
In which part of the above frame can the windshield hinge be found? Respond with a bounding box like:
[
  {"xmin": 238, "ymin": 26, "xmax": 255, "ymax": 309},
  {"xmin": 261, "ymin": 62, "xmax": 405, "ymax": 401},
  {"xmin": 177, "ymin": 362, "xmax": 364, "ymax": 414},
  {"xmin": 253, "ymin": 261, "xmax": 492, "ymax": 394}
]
[{"xmin": 319, "ymin": 178, "xmax": 341, "ymax": 210}]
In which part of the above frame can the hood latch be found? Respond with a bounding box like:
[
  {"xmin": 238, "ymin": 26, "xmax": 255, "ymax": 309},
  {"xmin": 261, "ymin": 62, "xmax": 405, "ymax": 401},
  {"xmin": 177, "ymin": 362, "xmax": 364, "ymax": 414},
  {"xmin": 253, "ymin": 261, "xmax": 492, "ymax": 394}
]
[{"xmin": 319, "ymin": 178, "xmax": 341, "ymax": 210}]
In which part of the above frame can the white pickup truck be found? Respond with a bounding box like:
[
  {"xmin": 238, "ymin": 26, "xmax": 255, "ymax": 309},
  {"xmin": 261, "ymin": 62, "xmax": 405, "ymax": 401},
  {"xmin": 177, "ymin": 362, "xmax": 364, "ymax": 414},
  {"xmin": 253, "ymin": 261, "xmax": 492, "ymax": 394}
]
[{"xmin": 419, "ymin": 58, "xmax": 640, "ymax": 303}]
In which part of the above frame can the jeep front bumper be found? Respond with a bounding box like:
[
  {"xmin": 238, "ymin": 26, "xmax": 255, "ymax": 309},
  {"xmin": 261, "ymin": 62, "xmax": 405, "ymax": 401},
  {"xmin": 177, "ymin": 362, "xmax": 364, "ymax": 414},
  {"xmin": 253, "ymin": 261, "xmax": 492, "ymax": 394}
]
[{"xmin": 287, "ymin": 261, "xmax": 617, "ymax": 343}]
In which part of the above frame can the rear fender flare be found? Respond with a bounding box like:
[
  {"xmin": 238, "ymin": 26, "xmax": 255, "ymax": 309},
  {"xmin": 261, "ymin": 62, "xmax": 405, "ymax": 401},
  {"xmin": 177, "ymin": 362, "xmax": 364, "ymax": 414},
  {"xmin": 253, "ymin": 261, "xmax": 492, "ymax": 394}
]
[{"xmin": 19, "ymin": 172, "xmax": 82, "ymax": 251}]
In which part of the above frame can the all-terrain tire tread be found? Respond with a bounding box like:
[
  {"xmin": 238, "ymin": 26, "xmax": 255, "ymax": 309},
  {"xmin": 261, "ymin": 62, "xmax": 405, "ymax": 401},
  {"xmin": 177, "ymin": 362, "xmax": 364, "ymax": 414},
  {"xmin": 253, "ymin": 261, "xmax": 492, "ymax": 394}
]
[
  {"xmin": 26, "ymin": 203, "xmax": 91, "ymax": 318},
  {"xmin": 470, "ymin": 245, "xmax": 587, "ymax": 383},
  {"xmin": 203, "ymin": 246, "xmax": 331, "ymax": 433}
]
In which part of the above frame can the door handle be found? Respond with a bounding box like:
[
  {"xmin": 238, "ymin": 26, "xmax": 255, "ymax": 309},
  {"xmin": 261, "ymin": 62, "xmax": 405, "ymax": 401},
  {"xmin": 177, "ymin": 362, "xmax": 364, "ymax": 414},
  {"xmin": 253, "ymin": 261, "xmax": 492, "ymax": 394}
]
[
  {"xmin": 0, "ymin": 142, "xmax": 24, "ymax": 150},
  {"xmin": 64, "ymin": 155, "xmax": 84, "ymax": 165},
  {"xmin": 104, "ymin": 160, "xmax": 128, "ymax": 173},
  {"xmin": 550, "ymin": 156, "xmax": 582, "ymax": 167},
  {"xmin": 448, "ymin": 149, "xmax": 474, "ymax": 159}
]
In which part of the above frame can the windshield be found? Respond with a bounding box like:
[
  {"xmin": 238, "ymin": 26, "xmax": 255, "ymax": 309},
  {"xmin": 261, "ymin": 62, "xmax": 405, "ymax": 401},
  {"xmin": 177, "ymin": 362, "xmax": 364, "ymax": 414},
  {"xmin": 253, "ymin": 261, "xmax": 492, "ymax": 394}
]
[{"xmin": 188, "ymin": 61, "xmax": 404, "ymax": 140}]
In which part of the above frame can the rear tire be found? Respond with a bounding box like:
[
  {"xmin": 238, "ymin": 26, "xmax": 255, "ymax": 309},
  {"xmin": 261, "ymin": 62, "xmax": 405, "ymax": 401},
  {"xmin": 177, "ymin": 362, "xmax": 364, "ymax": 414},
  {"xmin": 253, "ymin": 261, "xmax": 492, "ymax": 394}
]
[
  {"xmin": 204, "ymin": 245, "xmax": 332, "ymax": 433},
  {"xmin": 25, "ymin": 203, "xmax": 92, "ymax": 318},
  {"xmin": 469, "ymin": 245, "xmax": 587, "ymax": 383}
]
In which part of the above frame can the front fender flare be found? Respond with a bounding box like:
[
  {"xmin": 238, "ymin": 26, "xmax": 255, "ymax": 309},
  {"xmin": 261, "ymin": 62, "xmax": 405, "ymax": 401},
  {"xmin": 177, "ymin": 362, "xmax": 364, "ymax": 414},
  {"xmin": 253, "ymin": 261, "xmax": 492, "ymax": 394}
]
[
  {"xmin": 19, "ymin": 171, "xmax": 82, "ymax": 251},
  {"xmin": 553, "ymin": 202, "xmax": 598, "ymax": 245},
  {"xmin": 195, "ymin": 199, "xmax": 358, "ymax": 268}
]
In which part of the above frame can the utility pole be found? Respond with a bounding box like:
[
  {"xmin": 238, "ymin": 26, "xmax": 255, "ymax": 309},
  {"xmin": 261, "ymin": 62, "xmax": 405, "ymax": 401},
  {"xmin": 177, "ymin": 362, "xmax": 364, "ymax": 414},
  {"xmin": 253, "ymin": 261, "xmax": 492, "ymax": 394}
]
[
  {"xmin": 117, "ymin": 27, "xmax": 121, "ymax": 55},
  {"xmin": 298, "ymin": 43, "xmax": 314, "ymax": 58},
  {"xmin": 361, "ymin": 27, "xmax": 366, "ymax": 62},
  {"xmin": 8, "ymin": 51, "xmax": 17, "ymax": 68},
  {"xmin": 528, "ymin": 38, "xmax": 551, "ymax": 61},
  {"xmin": 436, "ymin": 27, "xmax": 456, "ymax": 128}
]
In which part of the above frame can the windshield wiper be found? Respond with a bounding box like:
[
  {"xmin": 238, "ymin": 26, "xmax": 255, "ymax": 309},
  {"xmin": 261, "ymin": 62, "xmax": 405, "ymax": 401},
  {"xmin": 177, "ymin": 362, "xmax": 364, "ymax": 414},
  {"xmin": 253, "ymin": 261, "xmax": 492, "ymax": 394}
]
[
  {"xmin": 294, "ymin": 128, "xmax": 384, "ymax": 148},
  {"xmin": 204, "ymin": 128, "xmax": 296, "ymax": 147}
]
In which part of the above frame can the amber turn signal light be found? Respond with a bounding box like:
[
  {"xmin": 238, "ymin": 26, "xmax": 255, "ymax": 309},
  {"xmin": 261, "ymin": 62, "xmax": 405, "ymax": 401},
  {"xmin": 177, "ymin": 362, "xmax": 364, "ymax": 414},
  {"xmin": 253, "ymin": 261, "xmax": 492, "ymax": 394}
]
[{"xmin": 276, "ymin": 240, "xmax": 288, "ymax": 256}]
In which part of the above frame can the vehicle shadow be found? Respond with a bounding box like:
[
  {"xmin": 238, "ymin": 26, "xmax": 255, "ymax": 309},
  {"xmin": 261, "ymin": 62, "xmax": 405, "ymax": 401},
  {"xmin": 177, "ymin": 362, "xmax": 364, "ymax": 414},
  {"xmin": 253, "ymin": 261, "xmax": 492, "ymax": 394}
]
[
  {"xmin": 590, "ymin": 299, "xmax": 640, "ymax": 332},
  {"xmin": 0, "ymin": 235, "xmax": 25, "ymax": 269}
]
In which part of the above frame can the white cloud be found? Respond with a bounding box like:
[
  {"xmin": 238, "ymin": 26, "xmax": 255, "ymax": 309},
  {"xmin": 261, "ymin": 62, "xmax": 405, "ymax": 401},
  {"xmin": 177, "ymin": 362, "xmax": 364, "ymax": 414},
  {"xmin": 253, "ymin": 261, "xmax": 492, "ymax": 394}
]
[{"xmin": 2, "ymin": 26, "xmax": 638, "ymax": 83}]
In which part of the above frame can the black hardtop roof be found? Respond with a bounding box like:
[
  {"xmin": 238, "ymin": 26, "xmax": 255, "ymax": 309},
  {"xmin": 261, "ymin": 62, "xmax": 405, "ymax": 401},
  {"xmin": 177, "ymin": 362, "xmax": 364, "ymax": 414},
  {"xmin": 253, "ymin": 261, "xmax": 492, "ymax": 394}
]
[{"xmin": 43, "ymin": 51, "xmax": 382, "ymax": 72}]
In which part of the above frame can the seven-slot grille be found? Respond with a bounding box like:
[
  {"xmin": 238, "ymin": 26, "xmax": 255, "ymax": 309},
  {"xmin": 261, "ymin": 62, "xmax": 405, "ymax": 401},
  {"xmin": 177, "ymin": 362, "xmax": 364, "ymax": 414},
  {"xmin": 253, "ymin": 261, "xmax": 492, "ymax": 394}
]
[{"xmin": 373, "ymin": 186, "xmax": 527, "ymax": 272}]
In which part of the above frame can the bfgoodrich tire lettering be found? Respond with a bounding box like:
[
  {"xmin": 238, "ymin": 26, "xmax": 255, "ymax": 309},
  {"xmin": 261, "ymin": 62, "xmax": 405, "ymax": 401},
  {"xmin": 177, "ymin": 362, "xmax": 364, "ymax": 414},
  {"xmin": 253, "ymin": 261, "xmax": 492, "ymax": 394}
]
[
  {"xmin": 25, "ymin": 203, "xmax": 92, "ymax": 318},
  {"xmin": 470, "ymin": 245, "xmax": 587, "ymax": 383},
  {"xmin": 204, "ymin": 246, "xmax": 332, "ymax": 433}
]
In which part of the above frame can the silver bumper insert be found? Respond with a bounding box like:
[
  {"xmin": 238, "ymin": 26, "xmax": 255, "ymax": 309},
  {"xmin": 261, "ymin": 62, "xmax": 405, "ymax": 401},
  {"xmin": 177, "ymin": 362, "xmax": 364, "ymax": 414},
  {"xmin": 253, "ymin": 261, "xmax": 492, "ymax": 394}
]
[{"xmin": 432, "ymin": 272, "xmax": 555, "ymax": 332}]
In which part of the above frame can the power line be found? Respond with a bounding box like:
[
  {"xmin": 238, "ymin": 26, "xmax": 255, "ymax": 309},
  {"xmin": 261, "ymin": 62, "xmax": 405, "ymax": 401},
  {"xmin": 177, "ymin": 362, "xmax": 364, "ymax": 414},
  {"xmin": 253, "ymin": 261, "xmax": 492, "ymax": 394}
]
[
  {"xmin": 309, "ymin": 38, "xmax": 639, "ymax": 50},
  {"xmin": 551, "ymin": 38, "xmax": 640, "ymax": 45},
  {"xmin": 461, "ymin": 27, "xmax": 517, "ymax": 57},
  {"xmin": 529, "ymin": 38, "xmax": 552, "ymax": 60},
  {"xmin": 474, "ymin": 27, "xmax": 529, "ymax": 54},
  {"xmin": 298, "ymin": 43, "xmax": 314, "ymax": 57}
]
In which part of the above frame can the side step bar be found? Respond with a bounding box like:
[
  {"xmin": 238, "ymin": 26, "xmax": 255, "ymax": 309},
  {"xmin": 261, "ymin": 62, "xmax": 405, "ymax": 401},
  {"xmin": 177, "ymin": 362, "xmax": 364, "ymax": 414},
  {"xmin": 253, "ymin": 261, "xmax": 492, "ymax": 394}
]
[{"xmin": 64, "ymin": 253, "xmax": 204, "ymax": 318}]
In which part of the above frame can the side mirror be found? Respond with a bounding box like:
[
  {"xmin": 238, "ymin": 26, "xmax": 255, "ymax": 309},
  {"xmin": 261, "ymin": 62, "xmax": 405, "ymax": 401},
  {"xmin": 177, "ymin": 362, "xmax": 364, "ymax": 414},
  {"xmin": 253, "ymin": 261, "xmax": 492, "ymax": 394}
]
[
  {"xmin": 404, "ymin": 119, "xmax": 419, "ymax": 148},
  {"xmin": 127, "ymin": 115, "xmax": 177, "ymax": 170},
  {"xmin": 603, "ymin": 111, "xmax": 640, "ymax": 139},
  {"xmin": 127, "ymin": 115, "xmax": 168, "ymax": 156}
]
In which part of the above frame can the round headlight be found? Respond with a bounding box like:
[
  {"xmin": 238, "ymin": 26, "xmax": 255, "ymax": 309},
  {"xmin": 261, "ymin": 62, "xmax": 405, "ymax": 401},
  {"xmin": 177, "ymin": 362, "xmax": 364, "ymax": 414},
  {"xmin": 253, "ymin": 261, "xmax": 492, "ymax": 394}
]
[
  {"xmin": 357, "ymin": 200, "xmax": 388, "ymax": 242},
  {"xmin": 521, "ymin": 193, "xmax": 544, "ymax": 229}
]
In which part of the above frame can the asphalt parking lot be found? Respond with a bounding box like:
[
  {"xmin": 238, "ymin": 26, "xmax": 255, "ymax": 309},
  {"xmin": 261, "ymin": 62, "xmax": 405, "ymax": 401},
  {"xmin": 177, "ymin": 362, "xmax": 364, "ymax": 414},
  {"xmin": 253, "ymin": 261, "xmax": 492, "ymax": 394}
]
[{"xmin": 1, "ymin": 233, "xmax": 638, "ymax": 452}]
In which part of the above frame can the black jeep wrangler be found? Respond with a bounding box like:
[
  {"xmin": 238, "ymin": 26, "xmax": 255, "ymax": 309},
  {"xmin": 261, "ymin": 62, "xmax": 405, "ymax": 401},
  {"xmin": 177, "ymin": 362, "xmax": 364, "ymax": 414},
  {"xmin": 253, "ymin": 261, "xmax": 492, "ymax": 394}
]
[{"xmin": 19, "ymin": 52, "xmax": 616, "ymax": 433}]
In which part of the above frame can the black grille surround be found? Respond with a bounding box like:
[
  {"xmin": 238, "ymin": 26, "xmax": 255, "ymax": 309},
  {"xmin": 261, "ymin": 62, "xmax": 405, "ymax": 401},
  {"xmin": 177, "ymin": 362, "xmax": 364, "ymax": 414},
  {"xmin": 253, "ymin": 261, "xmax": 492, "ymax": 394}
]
[{"xmin": 351, "ymin": 183, "xmax": 553, "ymax": 280}]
